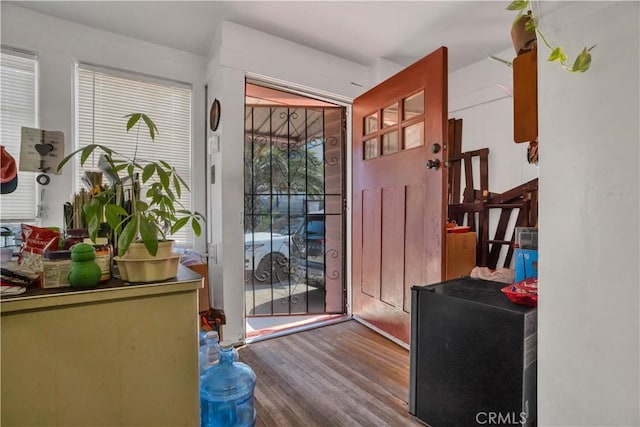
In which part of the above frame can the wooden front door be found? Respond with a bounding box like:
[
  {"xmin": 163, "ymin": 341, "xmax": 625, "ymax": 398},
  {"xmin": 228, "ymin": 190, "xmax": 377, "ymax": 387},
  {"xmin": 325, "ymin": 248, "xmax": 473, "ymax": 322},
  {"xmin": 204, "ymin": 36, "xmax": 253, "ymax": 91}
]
[{"xmin": 352, "ymin": 47, "xmax": 448, "ymax": 344}]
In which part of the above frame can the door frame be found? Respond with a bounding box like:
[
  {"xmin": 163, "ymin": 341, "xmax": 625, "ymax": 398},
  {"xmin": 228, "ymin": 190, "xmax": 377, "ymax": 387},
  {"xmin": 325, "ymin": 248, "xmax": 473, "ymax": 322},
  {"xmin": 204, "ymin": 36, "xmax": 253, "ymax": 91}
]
[{"xmin": 243, "ymin": 73, "xmax": 355, "ymax": 319}]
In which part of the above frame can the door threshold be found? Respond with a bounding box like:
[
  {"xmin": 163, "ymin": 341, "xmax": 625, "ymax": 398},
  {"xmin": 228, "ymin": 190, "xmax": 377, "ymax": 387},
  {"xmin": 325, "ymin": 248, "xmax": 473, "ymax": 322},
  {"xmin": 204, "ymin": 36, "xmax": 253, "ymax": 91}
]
[
  {"xmin": 245, "ymin": 314, "xmax": 351, "ymax": 344},
  {"xmin": 353, "ymin": 315, "xmax": 410, "ymax": 350}
]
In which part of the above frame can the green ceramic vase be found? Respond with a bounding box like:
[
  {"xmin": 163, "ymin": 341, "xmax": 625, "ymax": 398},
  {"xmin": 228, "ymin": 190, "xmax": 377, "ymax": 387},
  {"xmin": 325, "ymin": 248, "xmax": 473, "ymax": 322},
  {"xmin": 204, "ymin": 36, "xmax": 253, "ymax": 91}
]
[{"xmin": 68, "ymin": 243, "xmax": 102, "ymax": 289}]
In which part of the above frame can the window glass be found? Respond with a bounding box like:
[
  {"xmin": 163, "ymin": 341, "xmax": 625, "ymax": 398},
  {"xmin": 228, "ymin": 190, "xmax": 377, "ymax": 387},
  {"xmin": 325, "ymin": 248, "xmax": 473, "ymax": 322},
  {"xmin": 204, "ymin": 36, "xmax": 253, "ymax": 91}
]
[
  {"xmin": 75, "ymin": 64, "xmax": 194, "ymax": 246},
  {"xmin": 403, "ymin": 122, "xmax": 424, "ymax": 150},
  {"xmin": 364, "ymin": 138, "xmax": 378, "ymax": 160},
  {"xmin": 364, "ymin": 113, "xmax": 378, "ymax": 135},
  {"xmin": 404, "ymin": 91, "xmax": 424, "ymax": 120},
  {"xmin": 382, "ymin": 131, "xmax": 399, "ymax": 155},
  {"xmin": 0, "ymin": 48, "xmax": 38, "ymax": 221},
  {"xmin": 382, "ymin": 103, "xmax": 398, "ymax": 128}
]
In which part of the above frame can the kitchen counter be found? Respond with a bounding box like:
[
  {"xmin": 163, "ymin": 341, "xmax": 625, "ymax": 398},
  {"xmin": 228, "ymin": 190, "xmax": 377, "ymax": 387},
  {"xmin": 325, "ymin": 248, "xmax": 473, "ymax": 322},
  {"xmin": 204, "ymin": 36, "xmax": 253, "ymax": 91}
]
[{"xmin": 1, "ymin": 264, "xmax": 203, "ymax": 426}]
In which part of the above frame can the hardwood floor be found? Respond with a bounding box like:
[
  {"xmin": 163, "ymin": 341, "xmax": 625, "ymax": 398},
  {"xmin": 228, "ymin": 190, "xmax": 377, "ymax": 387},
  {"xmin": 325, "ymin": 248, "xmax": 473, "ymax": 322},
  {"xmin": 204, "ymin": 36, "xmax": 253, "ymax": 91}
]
[{"xmin": 237, "ymin": 319, "xmax": 423, "ymax": 427}]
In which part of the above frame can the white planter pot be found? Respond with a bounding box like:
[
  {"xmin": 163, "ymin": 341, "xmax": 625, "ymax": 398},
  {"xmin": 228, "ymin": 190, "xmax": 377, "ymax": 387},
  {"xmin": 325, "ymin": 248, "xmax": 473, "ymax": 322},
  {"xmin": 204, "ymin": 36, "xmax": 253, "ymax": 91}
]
[
  {"xmin": 123, "ymin": 240, "xmax": 175, "ymax": 259},
  {"xmin": 114, "ymin": 254, "xmax": 181, "ymax": 282}
]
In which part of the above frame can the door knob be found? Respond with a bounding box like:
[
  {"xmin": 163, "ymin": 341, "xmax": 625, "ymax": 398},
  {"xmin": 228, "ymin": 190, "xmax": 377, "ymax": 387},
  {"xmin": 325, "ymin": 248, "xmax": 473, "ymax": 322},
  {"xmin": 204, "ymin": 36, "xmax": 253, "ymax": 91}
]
[{"xmin": 426, "ymin": 159, "xmax": 441, "ymax": 170}]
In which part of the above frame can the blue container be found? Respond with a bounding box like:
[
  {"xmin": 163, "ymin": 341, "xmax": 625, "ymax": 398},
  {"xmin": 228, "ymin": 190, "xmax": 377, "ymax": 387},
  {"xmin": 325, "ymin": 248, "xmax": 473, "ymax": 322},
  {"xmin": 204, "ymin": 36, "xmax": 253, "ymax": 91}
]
[
  {"xmin": 514, "ymin": 248, "xmax": 538, "ymax": 282},
  {"xmin": 200, "ymin": 343, "xmax": 256, "ymax": 427}
]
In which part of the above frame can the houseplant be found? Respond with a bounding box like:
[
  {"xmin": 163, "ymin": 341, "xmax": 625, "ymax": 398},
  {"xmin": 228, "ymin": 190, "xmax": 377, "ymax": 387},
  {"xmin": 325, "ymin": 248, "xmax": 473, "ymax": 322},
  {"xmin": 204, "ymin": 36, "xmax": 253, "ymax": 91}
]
[
  {"xmin": 507, "ymin": 0, "xmax": 595, "ymax": 72},
  {"xmin": 57, "ymin": 113, "xmax": 204, "ymax": 267}
]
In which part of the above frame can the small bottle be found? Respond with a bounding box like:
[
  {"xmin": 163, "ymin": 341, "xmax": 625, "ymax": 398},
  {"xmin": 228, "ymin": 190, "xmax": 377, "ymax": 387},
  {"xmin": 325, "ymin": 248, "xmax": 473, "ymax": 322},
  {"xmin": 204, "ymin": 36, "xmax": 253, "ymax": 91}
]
[
  {"xmin": 200, "ymin": 342, "xmax": 256, "ymax": 427},
  {"xmin": 199, "ymin": 331, "xmax": 220, "ymax": 373}
]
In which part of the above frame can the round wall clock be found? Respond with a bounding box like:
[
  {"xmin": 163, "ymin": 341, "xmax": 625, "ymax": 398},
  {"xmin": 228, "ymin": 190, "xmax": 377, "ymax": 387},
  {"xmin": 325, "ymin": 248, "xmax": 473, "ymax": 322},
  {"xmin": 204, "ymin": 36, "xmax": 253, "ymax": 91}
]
[{"xmin": 209, "ymin": 99, "xmax": 221, "ymax": 131}]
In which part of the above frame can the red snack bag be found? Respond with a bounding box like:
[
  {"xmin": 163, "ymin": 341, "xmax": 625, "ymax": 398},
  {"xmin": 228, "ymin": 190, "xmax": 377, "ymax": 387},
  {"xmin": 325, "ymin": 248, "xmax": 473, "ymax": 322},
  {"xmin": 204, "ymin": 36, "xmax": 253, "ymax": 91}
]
[
  {"xmin": 19, "ymin": 224, "xmax": 61, "ymax": 271},
  {"xmin": 501, "ymin": 277, "xmax": 538, "ymax": 307}
]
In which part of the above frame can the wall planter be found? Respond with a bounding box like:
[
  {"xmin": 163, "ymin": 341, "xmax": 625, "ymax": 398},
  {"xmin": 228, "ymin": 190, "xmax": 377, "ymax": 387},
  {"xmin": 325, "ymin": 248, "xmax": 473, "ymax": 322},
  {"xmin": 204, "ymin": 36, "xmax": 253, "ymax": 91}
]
[{"xmin": 511, "ymin": 12, "xmax": 537, "ymax": 55}]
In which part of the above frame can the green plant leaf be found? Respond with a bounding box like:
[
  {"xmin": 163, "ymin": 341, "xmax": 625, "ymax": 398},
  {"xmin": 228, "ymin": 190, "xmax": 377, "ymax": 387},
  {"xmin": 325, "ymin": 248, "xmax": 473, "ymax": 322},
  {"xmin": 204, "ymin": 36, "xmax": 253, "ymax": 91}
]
[
  {"xmin": 173, "ymin": 175, "xmax": 182, "ymax": 198},
  {"xmin": 174, "ymin": 171, "xmax": 190, "ymax": 192},
  {"xmin": 171, "ymin": 216, "xmax": 189, "ymax": 234},
  {"xmin": 136, "ymin": 200, "xmax": 149, "ymax": 212},
  {"xmin": 548, "ymin": 47, "xmax": 567, "ymax": 63},
  {"xmin": 105, "ymin": 203, "xmax": 128, "ymax": 217},
  {"xmin": 571, "ymin": 47, "xmax": 592, "ymax": 72},
  {"xmin": 191, "ymin": 217, "xmax": 202, "ymax": 236},
  {"xmin": 159, "ymin": 160, "xmax": 171, "ymax": 169},
  {"xmin": 79, "ymin": 145, "xmax": 99, "ymax": 166},
  {"xmin": 139, "ymin": 217, "xmax": 158, "ymax": 256},
  {"xmin": 163, "ymin": 188, "xmax": 176, "ymax": 204},
  {"xmin": 88, "ymin": 216, "xmax": 101, "ymax": 242},
  {"xmin": 82, "ymin": 198, "xmax": 102, "ymax": 218},
  {"xmin": 141, "ymin": 114, "xmax": 159, "ymax": 141},
  {"xmin": 118, "ymin": 218, "xmax": 138, "ymax": 257},
  {"xmin": 142, "ymin": 163, "xmax": 156, "ymax": 183},
  {"xmin": 165, "ymin": 196, "xmax": 178, "ymax": 212},
  {"xmin": 524, "ymin": 17, "xmax": 537, "ymax": 32},
  {"xmin": 57, "ymin": 147, "xmax": 84, "ymax": 172},
  {"xmin": 104, "ymin": 204, "xmax": 127, "ymax": 232},
  {"xmin": 156, "ymin": 166, "xmax": 170, "ymax": 189},
  {"xmin": 125, "ymin": 113, "xmax": 142, "ymax": 132},
  {"xmin": 506, "ymin": 0, "xmax": 528, "ymax": 11}
]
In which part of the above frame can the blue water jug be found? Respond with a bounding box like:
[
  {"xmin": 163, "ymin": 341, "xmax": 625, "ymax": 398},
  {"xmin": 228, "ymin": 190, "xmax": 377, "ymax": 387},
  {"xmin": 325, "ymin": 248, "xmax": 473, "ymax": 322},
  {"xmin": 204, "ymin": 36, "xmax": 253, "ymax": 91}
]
[{"xmin": 200, "ymin": 342, "xmax": 256, "ymax": 427}]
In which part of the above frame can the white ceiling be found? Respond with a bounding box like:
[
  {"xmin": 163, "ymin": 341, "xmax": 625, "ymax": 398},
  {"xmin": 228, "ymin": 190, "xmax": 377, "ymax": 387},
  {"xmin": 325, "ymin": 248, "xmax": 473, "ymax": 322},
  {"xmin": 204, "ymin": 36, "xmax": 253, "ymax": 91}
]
[{"xmin": 8, "ymin": 1, "xmax": 569, "ymax": 71}]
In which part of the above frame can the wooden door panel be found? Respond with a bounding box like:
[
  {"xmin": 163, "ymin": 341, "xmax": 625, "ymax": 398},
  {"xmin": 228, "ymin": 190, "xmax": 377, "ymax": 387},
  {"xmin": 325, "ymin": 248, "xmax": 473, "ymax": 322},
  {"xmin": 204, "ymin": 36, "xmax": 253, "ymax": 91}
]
[
  {"xmin": 404, "ymin": 183, "xmax": 426, "ymax": 312},
  {"xmin": 380, "ymin": 186, "xmax": 405, "ymax": 307},
  {"xmin": 353, "ymin": 47, "xmax": 447, "ymax": 344},
  {"xmin": 361, "ymin": 188, "xmax": 381, "ymax": 298}
]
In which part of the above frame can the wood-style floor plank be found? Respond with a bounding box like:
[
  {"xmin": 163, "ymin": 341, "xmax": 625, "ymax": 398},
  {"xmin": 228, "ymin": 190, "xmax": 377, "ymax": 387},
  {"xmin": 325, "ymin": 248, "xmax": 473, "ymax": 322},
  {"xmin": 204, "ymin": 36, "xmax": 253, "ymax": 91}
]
[{"xmin": 238, "ymin": 320, "xmax": 423, "ymax": 427}]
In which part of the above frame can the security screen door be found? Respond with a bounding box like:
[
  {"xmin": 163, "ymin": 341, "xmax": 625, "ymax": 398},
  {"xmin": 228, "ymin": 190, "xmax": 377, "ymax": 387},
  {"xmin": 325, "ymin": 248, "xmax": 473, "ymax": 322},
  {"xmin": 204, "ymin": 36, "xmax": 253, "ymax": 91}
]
[
  {"xmin": 352, "ymin": 47, "xmax": 448, "ymax": 344},
  {"xmin": 244, "ymin": 83, "xmax": 346, "ymax": 317}
]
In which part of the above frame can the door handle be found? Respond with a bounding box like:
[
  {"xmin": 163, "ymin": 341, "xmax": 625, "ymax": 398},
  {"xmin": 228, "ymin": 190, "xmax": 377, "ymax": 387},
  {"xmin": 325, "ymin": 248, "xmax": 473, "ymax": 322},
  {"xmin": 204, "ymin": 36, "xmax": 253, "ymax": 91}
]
[{"xmin": 426, "ymin": 159, "xmax": 441, "ymax": 170}]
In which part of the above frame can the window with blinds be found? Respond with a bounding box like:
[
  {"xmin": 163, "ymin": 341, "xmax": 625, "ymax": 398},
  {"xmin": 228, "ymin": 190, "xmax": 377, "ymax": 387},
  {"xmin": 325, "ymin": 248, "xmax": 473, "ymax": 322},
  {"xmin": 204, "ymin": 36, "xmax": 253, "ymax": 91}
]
[
  {"xmin": 75, "ymin": 64, "xmax": 194, "ymax": 247},
  {"xmin": 0, "ymin": 48, "xmax": 38, "ymax": 221}
]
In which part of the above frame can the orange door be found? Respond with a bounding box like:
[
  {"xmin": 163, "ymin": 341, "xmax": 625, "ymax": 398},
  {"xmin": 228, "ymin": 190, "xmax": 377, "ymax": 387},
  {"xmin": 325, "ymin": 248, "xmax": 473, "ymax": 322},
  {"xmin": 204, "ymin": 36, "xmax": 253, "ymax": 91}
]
[{"xmin": 352, "ymin": 47, "xmax": 448, "ymax": 344}]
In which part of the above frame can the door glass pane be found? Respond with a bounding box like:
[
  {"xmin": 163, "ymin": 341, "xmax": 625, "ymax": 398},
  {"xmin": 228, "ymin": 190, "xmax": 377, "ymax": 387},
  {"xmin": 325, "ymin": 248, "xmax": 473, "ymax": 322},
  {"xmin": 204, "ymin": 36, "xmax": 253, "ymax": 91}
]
[
  {"xmin": 364, "ymin": 113, "xmax": 378, "ymax": 135},
  {"xmin": 364, "ymin": 138, "xmax": 378, "ymax": 159},
  {"xmin": 382, "ymin": 131, "xmax": 399, "ymax": 155},
  {"xmin": 404, "ymin": 91, "xmax": 424, "ymax": 120},
  {"xmin": 382, "ymin": 103, "xmax": 398, "ymax": 128},
  {"xmin": 403, "ymin": 122, "xmax": 424, "ymax": 150}
]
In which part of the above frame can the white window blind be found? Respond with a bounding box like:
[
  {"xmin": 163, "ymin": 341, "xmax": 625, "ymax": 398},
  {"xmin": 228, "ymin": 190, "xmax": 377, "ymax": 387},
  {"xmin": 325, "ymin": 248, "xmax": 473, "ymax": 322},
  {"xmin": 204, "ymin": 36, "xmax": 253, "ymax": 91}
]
[
  {"xmin": 0, "ymin": 48, "xmax": 38, "ymax": 221},
  {"xmin": 75, "ymin": 64, "xmax": 194, "ymax": 247}
]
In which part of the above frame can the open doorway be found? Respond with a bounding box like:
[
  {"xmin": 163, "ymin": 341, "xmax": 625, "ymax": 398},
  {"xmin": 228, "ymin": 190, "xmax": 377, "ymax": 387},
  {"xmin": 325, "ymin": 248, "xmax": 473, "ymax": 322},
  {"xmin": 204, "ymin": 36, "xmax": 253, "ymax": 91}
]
[{"xmin": 243, "ymin": 81, "xmax": 348, "ymax": 340}]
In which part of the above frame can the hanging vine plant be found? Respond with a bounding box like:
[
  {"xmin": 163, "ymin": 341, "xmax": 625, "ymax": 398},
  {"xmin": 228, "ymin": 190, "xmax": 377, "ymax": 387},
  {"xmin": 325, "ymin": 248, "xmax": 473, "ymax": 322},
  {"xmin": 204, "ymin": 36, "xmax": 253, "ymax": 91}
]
[{"xmin": 507, "ymin": 0, "xmax": 596, "ymax": 72}]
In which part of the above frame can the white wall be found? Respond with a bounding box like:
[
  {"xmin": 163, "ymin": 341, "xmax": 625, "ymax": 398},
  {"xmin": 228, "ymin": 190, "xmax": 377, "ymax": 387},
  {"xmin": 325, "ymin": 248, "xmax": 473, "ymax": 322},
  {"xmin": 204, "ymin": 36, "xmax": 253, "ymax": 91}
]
[
  {"xmin": 450, "ymin": 48, "xmax": 539, "ymax": 195},
  {"xmin": 0, "ymin": 4, "xmax": 208, "ymax": 254},
  {"xmin": 448, "ymin": 48, "xmax": 539, "ymax": 268},
  {"xmin": 538, "ymin": 2, "xmax": 639, "ymax": 425},
  {"xmin": 205, "ymin": 21, "xmax": 369, "ymax": 343}
]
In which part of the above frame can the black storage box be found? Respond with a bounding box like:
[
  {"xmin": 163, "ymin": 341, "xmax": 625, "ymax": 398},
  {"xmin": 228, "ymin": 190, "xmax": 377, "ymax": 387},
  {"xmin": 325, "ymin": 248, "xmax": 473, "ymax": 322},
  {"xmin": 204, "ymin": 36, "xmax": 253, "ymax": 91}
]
[{"xmin": 409, "ymin": 277, "xmax": 537, "ymax": 426}]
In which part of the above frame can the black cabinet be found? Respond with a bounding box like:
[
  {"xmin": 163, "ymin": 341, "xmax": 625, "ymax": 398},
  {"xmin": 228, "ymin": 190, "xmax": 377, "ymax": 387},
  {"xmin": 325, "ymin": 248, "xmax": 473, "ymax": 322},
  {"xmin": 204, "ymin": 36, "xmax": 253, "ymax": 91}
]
[{"xmin": 409, "ymin": 277, "xmax": 537, "ymax": 426}]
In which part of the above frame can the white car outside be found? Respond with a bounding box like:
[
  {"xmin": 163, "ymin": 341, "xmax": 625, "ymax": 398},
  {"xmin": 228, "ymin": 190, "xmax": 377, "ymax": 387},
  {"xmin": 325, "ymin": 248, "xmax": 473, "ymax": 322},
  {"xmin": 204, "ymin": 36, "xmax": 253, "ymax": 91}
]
[{"xmin": 244, "ymin": 232, "xmax": 291, "ymax": 282}]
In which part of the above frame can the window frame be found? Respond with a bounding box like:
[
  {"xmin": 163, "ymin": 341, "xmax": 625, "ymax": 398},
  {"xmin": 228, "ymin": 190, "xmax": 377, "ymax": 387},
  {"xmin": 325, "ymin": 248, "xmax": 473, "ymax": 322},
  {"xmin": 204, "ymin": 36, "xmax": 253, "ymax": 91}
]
[
  {"xmin": 0, "ymin": 45, "xmax": 40, "ymax": 223},
  {"xmin": 73, "ymin": 62, "xmax": 195, "ymax": 247}
]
